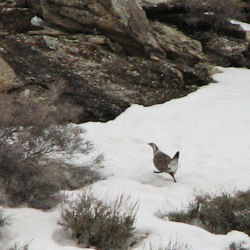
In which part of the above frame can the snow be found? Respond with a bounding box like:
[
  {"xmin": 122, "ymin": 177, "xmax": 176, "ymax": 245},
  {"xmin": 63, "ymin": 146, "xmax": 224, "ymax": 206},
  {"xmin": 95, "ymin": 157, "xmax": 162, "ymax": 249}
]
[
  {"xmin": 1, "ymin": 67, "xmax": 250, "ymax": 249},
  {"xmin": 82, "ymin": 67, "xmax": 250, "ymax": 249},
  {"xmin": 1, "ymin": 207, "xmax": 86, "ymax": 250},
  {"xmin": 231, "ymin": 19, "xmax": 250, "ymax": 31},
  {"xmin": 31, "ymin": 16, "xmax": 44, "ymax": 27}
]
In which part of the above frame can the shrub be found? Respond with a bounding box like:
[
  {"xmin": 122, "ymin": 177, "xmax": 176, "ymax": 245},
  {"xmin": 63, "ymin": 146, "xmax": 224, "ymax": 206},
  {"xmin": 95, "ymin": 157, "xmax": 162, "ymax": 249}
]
[
  {"xmin": 0, "ymin": 124, "xmax": 101, "ymax": 209},
  {"xmin": 167, "ymin": 190, "xmax": 250, "ymax": 235},
  {"xmin": 60, "ymin": 190, "xmax": 138, "ymax": 250},
  {"xmin": 0, "ymin": 91, "xmax": 101, "ymax": 209}
]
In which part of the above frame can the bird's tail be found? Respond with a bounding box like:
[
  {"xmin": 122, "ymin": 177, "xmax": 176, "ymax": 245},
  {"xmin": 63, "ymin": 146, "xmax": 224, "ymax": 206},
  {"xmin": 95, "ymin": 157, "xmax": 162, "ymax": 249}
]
[
  {"xmin": 169, "ymin": 151, "xmax": 179, "ymax": 173},
  {"xmin": 173, "ymin": 151, "xmax": 180, "ymax": 160}
]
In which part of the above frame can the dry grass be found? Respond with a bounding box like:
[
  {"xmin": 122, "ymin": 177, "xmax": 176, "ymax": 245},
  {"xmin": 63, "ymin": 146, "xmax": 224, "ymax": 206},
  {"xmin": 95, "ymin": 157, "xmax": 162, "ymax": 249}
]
[{"xmin": 142, "ymin": 240, "xmax": 191, "ymax": 250}]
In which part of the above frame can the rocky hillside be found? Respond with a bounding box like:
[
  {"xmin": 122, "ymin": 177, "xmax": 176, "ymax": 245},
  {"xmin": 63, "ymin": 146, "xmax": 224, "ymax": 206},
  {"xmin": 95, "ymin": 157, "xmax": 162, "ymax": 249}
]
[{"xmin": 0, "ymin": 0, "xmax": 249, "ymax": 122}]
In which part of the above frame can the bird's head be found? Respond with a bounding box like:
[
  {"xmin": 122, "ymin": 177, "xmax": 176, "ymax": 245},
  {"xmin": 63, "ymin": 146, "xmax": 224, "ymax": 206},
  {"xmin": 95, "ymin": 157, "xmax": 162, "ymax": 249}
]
[{"xmin": 148, "ymin": 143, "xmax": 158, "ymax": 152}]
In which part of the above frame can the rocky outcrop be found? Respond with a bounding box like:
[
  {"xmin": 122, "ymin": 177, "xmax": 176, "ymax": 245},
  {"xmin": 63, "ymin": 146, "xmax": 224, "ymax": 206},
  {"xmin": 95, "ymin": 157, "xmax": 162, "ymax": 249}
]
[
  {"xmin": 143, "ymin": 0, "xmax": 250, "ymax": 68},
  {"xmin": 0, "ymin": 0, "xmax": 249, "ymax": 122},
  {"xmin": 0, "ymin": 32, "xmax": 208, "ymax": 122},
  {"xmin": 34, "ymin": 0, "xmax": 166, "ymax": 59},
  {"xmin": 25, "ymin": 0, "xmax": 249, "ymax": 67},
  {"xmin": 27, "ymin": 0, "xmax": 42, "ymax": 16},
  {"xmin": 140, "ymin": 0, "xmax": 180, "ymax": 12},
  {"xmin": 151, "ymin": 21, "xmax": 203, "ymax": 64},
  {"xmin": 197, "ymin": 32, "xmax": 250, "ymax": 67},
  {"xmin": 0, "ymin": 56, "xmax": 21, "ymax": 91},
  {"xmin": 0, "ymin": 36, "xmax": 130, "ymax": 122}
]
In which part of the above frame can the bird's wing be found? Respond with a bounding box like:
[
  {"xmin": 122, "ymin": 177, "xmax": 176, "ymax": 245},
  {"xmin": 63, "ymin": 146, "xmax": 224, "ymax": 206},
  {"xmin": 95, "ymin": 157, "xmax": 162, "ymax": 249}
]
[{"xmin": 153, "ymin": 152, "xmax": 171, "ymax": 172}]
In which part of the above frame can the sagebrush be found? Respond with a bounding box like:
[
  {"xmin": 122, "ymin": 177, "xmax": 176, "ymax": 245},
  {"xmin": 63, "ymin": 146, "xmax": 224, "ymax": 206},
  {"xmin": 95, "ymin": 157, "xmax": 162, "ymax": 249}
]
[
  {"xmin": 167, "ymin": 190, "xmax": 250, "ymax": 235},
  {"xmin": 0, "ymin": 90, "xmax": 101, "ymax": 209},
  {"xmin": 61, "ymin": 190, "xmax": 138, "ymax": 250}
]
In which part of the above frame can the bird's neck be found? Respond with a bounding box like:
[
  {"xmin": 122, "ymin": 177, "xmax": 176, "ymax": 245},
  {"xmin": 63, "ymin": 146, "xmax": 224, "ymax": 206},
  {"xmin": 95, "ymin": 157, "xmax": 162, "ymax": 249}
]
[{"xmin": 153, "ymin": 148, "xmax": 160, "ymax": 154}]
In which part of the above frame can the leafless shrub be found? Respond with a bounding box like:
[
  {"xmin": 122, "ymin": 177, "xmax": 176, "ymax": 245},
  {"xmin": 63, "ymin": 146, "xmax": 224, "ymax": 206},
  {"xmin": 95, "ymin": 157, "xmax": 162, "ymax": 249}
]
[
  {"xmin": 0, "ymin": 90, "xmax": 101, "ymax": 209},
  {"xmin": 60, "ymin": 190, "xmax": 138, "ymax": 250}
]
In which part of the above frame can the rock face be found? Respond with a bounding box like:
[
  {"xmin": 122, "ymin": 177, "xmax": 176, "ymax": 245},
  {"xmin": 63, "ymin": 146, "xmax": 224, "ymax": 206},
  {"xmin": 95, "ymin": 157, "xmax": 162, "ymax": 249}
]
[
  {"xmin": 144, "ymin": 0, "xmax": 250, "ymax": 68},
  {"xmin": 151, "ymin": 21, "xmax": 203, "ymax": 64},
  {"xmin": 0, "ymin": 56, "xmax": 21, "ymax": 91},
  {"xmin": 37, "ymin": 0, "xmax": 166, "ymax": 58},
  {"xmin": 199, "ymin": 33, "xmax": 250, "ymax": 67},
  {"xmin": 0, "ymin": 33, "xmax": 200, "ymax": 122},
  {"xmin": 0, "ymin": 36, "xmax": 130, "ymax": 122},
  {"xmin": 0, "ymin": 0, "xmax": 249, "ymax": 122}
]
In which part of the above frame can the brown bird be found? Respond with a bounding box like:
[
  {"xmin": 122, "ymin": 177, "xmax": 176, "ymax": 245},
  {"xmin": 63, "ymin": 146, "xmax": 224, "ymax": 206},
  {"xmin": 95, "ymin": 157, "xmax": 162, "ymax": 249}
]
[{"xmin": 148, "ymin": 143, "xmax": 179, "ymax": 182}]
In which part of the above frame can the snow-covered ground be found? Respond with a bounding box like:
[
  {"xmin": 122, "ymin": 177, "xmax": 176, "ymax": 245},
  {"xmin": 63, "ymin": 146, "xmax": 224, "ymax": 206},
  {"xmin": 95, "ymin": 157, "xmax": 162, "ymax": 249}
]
[
  {"xmin": 82, "ymin": 67, "xmax": 250, "ymax": 250},
  {"xmin": 1, "ymin": 12, "xmax": 250, "ymax": 250},
  {"xmin": 231, "ymin": 19, "xmax": 250, "ymax": 32},
  {"xmin": 2, "ymin": 66, "xmax": 249, "ymax": 250}
]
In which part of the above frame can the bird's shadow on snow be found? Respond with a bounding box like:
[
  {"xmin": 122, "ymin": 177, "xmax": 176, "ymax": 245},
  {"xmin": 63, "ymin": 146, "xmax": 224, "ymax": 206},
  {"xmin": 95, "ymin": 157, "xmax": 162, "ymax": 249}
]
[{"xmin": 141, "ymin": 172, "xmax": 175, "ymax": 187}]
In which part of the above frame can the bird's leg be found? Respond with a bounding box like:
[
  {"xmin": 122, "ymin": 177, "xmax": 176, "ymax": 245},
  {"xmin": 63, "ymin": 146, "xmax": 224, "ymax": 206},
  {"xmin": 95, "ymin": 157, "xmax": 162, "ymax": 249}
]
[
  {"xmin": 153, "ymin": 170, "xmax": 161, "ymax": 174},
  {"xmin": 169, "ymin": 173, "xmax": 176, "ymax": 182}
]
